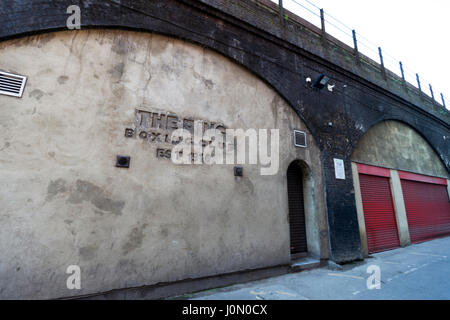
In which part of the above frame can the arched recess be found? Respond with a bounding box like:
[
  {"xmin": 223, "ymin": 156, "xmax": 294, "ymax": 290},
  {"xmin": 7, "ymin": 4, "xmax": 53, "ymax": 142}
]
[
  {"xmin": 286, "ymin": 160, "xmax": 322, "ymax": 260},
  {"xmin": 351, "ymin": 120, "xmax": 450, "ymax": 256},
  {"xmin": 0, "ymin": 29, "xmax": 329, "ymax": 299},
  {"xmin": 0, "ymin": 23, "xmax": 321, "ymax": 149}
]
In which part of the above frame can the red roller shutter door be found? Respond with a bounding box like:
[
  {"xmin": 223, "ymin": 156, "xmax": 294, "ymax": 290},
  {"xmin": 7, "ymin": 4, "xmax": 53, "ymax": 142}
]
[
  {"xmin": 400, "ymin": 173, "xmax": 450, "ymax": 244},
  {"xmin": 359, "ymin": 172, "xmax": 401, "ymax": 253}
]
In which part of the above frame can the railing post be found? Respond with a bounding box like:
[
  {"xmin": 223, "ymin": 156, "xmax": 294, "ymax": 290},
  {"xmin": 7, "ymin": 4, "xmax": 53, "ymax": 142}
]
[
  {"xmin": 416, "ymin": 73, "xmax": 422, "ymax": 95},
  {"xmin": 429, "ymin": 84, "xmax": 435, "ymax": 102},
  {"xmin": 352, "ymin": 30, "xmax": 360, "ymax": 64},
  {"xmin": 378, "ymin": 47, "xmax": 386, "ymax": 79},
  {"xmin": 279, "ymin": 0, "xmax": 284, "ymax": 25},
  {"xmin": 441, "ymin": 93, "xmax": 446, "ymax": 108},
  {"xmin": 320, "ymin": 9, "xmax": 326, "ymax": 34},
  {"xmin": 399, "ymin": 61, "xmax": 406, "ymax": 86}
]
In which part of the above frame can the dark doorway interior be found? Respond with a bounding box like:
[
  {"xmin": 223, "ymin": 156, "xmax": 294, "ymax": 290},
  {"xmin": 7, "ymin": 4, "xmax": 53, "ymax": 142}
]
[{"xmin": 287, "ymin": 162, "xmax": 308, "ymax": 258}]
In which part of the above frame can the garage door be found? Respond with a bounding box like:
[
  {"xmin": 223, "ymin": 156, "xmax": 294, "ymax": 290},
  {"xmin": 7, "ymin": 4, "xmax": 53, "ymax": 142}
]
[
  {"xmin": 358, "ymin": 164, "xmax": 401, "ymax": 253},
  {"xmin": 400, "ymin": 172, "xmax": 450, "ymax": 244}
]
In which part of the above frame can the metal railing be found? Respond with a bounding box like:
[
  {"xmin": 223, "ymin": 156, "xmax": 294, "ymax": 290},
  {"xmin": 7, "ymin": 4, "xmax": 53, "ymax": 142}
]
[{"xmin": 273, "ymin": 0, "xmax": 448, "ymax": 110}]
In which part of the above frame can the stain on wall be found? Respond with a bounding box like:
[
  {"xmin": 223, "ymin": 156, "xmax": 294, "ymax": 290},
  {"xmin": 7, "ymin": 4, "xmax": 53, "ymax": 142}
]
[{"xmin": 68, "ymin": 180, "xmax": 125, "ymax": 216}]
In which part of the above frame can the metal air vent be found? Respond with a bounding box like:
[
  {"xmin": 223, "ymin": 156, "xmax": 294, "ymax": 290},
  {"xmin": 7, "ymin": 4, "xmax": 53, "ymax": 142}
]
[
  {"xmin": 294, "ymin": 130, "xmax": 307, "ymax": 148},
  {"xmin": 0, "ymin": 71, "xmax": 27, "ymax": 98}
]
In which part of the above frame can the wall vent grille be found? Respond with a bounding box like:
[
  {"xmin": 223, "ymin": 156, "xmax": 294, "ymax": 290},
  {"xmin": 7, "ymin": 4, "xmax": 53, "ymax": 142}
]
[
  {"xmin": 294, "ymin": 130, "xmax": 307, "ymax": 148},
  {"xmin": 0, "ymin": 71, "xmax": 27, "ymax": 98}
]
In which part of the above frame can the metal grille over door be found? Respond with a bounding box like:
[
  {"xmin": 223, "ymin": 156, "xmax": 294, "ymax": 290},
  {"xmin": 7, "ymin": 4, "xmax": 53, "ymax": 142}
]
[
  {"xmin": 287, "ymin": 162, "xmax": 307, "ymax": 255},
  {"xmin": 359, "ymin": 173, "xmax": 400, "ymax": 253}
]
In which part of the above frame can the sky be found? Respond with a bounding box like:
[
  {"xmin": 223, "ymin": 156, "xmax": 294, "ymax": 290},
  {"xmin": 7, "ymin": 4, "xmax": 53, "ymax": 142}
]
[{"xmin": 271, "ymin": 0, "xmax": 450, "ymax": 107}]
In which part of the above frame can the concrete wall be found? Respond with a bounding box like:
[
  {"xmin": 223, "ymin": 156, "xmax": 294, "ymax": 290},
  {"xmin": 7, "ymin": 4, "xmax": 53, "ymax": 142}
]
[
  {"xmin": 350, "ymin": 162, "xmax": 368, "ymax": 256},
  {"xmin": 389, "ymin": 170, "xmax": 411, "ymax": 247},
  {"xmin": 352, "ymin": 120, "xmax": 449, "ymax": 179},
  {"xmin": 0, "ymin": 30, "xmax": 329, "ymax": 299}
]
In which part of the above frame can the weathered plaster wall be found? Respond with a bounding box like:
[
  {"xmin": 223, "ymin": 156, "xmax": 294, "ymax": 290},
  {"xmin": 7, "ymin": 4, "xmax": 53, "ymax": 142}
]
[
  {"xmin": 0, "ymin": 30, "xmax": 328, "ymax": 299},
  {"xmin": 351, "ymin": 120, "xmax": 449, "ymax": 179}
]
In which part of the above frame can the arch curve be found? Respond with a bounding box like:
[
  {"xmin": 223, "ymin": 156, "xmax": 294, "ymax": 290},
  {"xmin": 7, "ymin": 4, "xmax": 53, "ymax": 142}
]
[
  {"xmin": 1, "ymin": 22, "xmax": 321, "ymax": 147},
  {"xmin": 351, "ymin": 119, "xmax": 449, "ymax": 178},
  {"xmin": 0, "ymin": 27, "xmax": 331, "ymax": 298}
]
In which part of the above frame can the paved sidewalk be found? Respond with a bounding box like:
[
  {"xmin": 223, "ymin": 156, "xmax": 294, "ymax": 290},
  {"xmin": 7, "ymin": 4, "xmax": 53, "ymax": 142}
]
[{"xmin": 175, "ymin": 236, "xmax": 450, "ymax": 300}]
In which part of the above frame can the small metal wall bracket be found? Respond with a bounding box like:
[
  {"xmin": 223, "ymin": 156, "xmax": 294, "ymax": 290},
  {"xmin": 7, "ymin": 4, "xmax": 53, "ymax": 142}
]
[
  {"xmin": 234, "ymin": 166, "xmax": 243, "ymax": 177},
  {"xmin": 116, "ymin": 155, "xmax": 131, "ymax": 168}
]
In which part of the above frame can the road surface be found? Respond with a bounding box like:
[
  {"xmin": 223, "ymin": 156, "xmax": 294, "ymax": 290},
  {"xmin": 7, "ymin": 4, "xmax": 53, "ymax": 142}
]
[{"xmin": 174, "ymin": 236, "xmax": 450, "ymax": 300}]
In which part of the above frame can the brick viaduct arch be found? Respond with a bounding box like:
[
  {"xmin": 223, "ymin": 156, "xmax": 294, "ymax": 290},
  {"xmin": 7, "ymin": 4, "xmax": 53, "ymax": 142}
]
[{"xmin": 1, "ymin": 0, "xmax": 449, "ymax": 263}]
